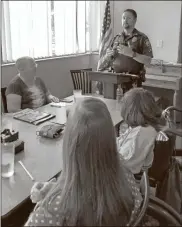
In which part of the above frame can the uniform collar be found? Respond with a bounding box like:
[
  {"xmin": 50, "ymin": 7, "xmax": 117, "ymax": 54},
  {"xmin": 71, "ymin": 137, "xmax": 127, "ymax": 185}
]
[{"xmin": 121, "ymin": 28, "xmax": 140, "ymax": 38}]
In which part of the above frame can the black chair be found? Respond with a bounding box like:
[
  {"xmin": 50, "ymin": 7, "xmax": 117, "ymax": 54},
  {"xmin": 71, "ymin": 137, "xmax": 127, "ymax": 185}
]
[
  {"xmin": 1, "ymin": 87, "xmax": 8, "ymax": 113},
  {"xmin": 1, "ymin": 197, "xmax": 35, "ymax": 227},
  {"xmin": 148, "ymin": 106, "xmax": 182, "ymax": 184},
  {"xmin": 70, "ymin": 68, "xmax": 92, "ymax": 94}
]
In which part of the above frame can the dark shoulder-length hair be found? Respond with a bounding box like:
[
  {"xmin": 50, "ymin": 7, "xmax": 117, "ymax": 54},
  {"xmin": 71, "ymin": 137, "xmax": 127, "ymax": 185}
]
[
  {"xmin": 120, "ymin": 88, "xmax": 163, "ymax": 131},
  {"xmin": 40, "ymin": 97, "xmax": 134, "ymax": 226}
]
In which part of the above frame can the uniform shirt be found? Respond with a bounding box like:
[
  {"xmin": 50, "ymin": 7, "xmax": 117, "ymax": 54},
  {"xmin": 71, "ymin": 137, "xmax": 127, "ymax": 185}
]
[
  {"xmin": 25, "ymin": 170, "xmax": 142, "ymax": 226},
  {"xmin": 98, "ymin": 28, "xmax": 153, "ymax": 81},
  {"xmin": 6, "ymin": 75, "xmax": 48, "ymax": 109}
]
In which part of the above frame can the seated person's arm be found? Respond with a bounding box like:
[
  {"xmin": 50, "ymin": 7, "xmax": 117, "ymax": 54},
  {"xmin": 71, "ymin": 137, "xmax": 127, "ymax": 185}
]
[
  {"xmin": 118, "ymin": 127, "xmax": 157, "ymax": 174},
  {"xmin": 134, "ymin": 128, "xmax": 157, "ymax": 173},
  {"xmin": 46, "ymin": 90, "xmax": 59, "ymax": 103},
  {"xmin": 6, "ymin": 94, "xmax": 22, "ymax": 113},
  {"xmin": 142, "ymin": 148, "xmax": 154, "ymax": 171},
  {"xmin": 38, "ymin": 77, "xmax": 59, "ymax": 103}
]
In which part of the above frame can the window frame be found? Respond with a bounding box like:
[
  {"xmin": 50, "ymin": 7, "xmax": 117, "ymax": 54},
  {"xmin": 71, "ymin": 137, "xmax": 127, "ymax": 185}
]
[{"xmin": 1, "ymin": 0, "xmax": 100, "ymax": 65}]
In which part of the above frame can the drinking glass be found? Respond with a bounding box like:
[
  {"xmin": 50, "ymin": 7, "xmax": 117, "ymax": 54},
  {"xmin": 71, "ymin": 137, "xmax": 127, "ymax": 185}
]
[
  {"xmin": 1, "ymin": 141, "xmax": 15, "ymax": 178},
  {"xmin": 1, "ymin": 118, "xmax": 15, "ymax": 178},
  {"xmin": 73, "ymin": 89, "xmax": 82, "ymax": 102}
]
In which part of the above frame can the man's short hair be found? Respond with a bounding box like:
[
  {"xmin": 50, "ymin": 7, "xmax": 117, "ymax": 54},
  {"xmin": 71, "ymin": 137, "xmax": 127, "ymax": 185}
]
[
  {"xmin": 123, "ymin": 9, "xmax": 137, "ymax": 19},
  {"xmin": 15, "ymin": 56, "xmax": 36, "ymax": 72}
]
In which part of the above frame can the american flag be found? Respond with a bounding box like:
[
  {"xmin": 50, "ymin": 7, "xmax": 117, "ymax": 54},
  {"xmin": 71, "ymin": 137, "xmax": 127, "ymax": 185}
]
[{"xmin": 98, "ymin": 0, "xmax": 112, "ymax": 60}]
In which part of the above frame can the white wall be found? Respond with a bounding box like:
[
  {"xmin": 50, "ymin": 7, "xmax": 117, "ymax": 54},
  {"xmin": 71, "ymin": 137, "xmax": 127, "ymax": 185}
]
[
  {"xmin": 113, "ymin": 1, "xmax": 181, "ymax": 62},
  {"xmin": 113, "ymin": 1, "xmax": 131, "ymax": 36},
  {"xmin": 1, "ymin": 54, "xmax": 90, "ymax": 98},
  {"xmin": 1, "ymin": 1, "xmax": 181, "ymax": 98}
]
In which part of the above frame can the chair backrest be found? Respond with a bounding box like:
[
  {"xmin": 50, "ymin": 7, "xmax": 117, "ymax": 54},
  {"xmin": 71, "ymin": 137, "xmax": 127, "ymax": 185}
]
[
  {"xmin": 70, "ymin": 68, "xmax": 92, "ymax": 94},
  {"xmin": 148, "ymin": 105, "xmax": 182, "ymax": 182},
  {"xmin": 147, "ymin": 196, "xmax": 182, "ymax": 226},
  {"xmin": 1, "ymin": 87, "xmax": 8, "ymax": 113},
  {"xmin": 148, "ymin": 133, "xmax": 176, "ymax": 182},
  {"xmin": 130, "ymin": 170, "xmax": 150, "ymax": 227},
  {"xmin": 132, "ymin": 177, "xmax": 181, "ymax": 226}
]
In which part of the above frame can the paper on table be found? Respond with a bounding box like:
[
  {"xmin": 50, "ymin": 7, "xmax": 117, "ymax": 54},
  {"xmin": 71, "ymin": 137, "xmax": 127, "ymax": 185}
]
[{"xmin": 50, "ymin": 102, "xmax": 73, "ymax": 107}]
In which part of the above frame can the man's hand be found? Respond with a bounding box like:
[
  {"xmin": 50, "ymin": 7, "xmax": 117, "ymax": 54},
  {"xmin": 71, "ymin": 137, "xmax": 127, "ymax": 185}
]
[
  {"xmin": 47, "ymin": 94, "xmax": 59, "ymax": 103},
  {"xmin": 117, "ymin": 45, "xmax": 134, "ymax": 58},
  {"xmin": 106, "ymin": 48, "xmax": 115, "ymax": 58}
]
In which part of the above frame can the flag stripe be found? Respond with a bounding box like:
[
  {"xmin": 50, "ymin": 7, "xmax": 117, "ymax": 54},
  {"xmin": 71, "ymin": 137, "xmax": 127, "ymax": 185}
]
[
  {"xmin": 100, "ymin": 26, "xmax": 112, "ymax": 49},
  {"xmin": 99, "ymin": 27, "xmax": 112, "ymax": 53},
  {"xmin": 98, "ymin": 0, "xmax": 112, "ymax": 59}
]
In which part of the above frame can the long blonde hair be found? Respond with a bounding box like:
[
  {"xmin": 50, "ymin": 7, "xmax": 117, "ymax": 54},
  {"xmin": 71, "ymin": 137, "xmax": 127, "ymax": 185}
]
[
  {"xmin": 42, "ymin": 97, "xmax": 134, "ymax": 226},
  {"xmin": 120, "ymin": 88, "xmax": 163, "ymax": 131}
]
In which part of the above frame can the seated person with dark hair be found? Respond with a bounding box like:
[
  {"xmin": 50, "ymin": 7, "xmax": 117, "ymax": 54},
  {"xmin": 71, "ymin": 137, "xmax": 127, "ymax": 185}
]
[{"xmin": 6, "ymin": 56, "xmax": 59, "ymax": 113}]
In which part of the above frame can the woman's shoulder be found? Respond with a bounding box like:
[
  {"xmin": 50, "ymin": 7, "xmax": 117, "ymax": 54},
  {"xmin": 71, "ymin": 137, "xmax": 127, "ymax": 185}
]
[
  {"xmin": 119, "ymin": 126, "xmax": 141, "ymax": 141},
  {"xmin": 7, "ymin": 74, "xmax": 22, "ymax": 86},
  {"xmin": 138, "ymin": 126, "xmax": 158, "ymax": 139},
  {"xmin": 25, "ymin": 194, "xmax": 62, "ymax": 226},
  {"xmin": 35, "ymin": 76, "xmax": 46, "ymax": 85},
  {"xmin": 6, "ymin": 75, "xmax": 24, "ymax": 96}
]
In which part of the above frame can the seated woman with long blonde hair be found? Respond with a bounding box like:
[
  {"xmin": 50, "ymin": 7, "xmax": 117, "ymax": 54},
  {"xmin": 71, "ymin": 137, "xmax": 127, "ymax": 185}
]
[
  {"xmin": 25, "ymin": 97, "xmax": 143, "ymax": 226},
  {"xmin": 117, "ymin": 88, "xmax": 165, "ymax": 177}
]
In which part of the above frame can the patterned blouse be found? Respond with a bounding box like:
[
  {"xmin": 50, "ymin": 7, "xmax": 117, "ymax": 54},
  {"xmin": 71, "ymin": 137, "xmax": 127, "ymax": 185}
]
[
  {"xmin": 6, "ymin": 75, "xmax": 48, "ymax": 109},
  {"xmin": 117, "ymin": 125, "xmax": 158, "ymax": 174},
  {"xmin": 97, "ymin": 28, "xmax": 153, "ymax": 82},
  {"xmin": 25, "ymin": 171, "xmax": 144, "ymax": 226}
]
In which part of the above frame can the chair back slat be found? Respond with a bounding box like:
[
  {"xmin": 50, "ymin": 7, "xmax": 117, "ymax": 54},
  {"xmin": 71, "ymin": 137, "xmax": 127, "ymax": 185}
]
[
  {"xmin": 70, "ymin": 68, "xmax": 92, "ymax": 94},
  {"xmin": 1, "ymin": 87, "xmax": 8, "ymax": 113},
  {"xmin": 81, "ymin": 72, "xmax": 85, "ymax": 93},
  {"xmin": 131, "ymin": 171, "xmax": 150, "ymax": 226}
]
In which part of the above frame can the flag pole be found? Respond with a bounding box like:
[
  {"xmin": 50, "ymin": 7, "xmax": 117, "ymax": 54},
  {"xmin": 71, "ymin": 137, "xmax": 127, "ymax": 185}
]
[{"xmin": 112, "ymin": 0, "xmax": 114, "ymax": 39}]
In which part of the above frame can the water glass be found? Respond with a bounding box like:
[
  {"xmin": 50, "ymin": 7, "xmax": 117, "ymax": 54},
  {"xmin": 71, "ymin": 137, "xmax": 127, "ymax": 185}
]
[
  {"xmin": 1, "ymin": 141, "xmax": 15, "ymax": 178},
  {"xmin": 73, "ymin": 89, "xmax": 82, "ymax": 102},
  {"xmin": 1, "ymin": 118, "xmax": 13, "ymax": 133}
]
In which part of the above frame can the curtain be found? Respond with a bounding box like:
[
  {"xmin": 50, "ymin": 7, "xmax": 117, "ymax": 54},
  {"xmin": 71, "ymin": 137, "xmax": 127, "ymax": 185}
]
[
  {"xmin": 1, "ymin": 1, "xmax": 105, "ymax": 63},
  {"xmin": 177, "ymin": 2, "xmax": 182, "ymax": 63}
]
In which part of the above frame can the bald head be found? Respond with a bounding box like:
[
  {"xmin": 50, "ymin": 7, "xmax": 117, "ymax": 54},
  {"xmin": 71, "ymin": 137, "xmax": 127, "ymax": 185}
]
[{"xmin": 15, "ymin": 56, "xmax": 37, "ymax": 72}]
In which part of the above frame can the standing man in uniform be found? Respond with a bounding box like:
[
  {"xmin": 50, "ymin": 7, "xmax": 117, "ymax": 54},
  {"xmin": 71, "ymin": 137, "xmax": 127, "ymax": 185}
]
[{"xmin": 97, "ymin": 9, "xmax": 153, "ymax": 92}]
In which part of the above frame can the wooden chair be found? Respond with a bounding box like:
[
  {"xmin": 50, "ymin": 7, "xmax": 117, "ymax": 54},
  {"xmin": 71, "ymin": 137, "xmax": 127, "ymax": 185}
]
[
  {"xmin": 1, "ymin": 87, "xmax": 8, "ymax": 113},
  {"xmin": 131, "ymin": 170, "xmax": 150, "ymax": 226},
  {"xmin": 146, "ymin": 196, "xmax": 182, "ymax": 226},
  {"xmin": 70, "ymin": 68, "xmax": 92, "ymax": 94},
  {"xmin": 132, "ymin": 171, "xmax": 181, "ymax": 226},
  {"xmin": 118, "ymin": 105, "xmax": 182, "ymax": 212}
]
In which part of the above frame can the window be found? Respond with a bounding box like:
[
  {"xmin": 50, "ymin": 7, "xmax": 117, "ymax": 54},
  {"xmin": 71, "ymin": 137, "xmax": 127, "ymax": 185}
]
[{"xmin": 1, "ymin": 1, "xmax": 106, "ymax": 63}]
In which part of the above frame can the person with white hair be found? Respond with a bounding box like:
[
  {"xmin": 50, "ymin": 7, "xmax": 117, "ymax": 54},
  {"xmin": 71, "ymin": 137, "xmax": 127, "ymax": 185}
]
[
  {"xmin": 25, "ymin": 98, "xmax": 159, "ymax": 226},
  {"xmin": 6, "ymin": 56, "xmax": 59, "ymax": 112}
]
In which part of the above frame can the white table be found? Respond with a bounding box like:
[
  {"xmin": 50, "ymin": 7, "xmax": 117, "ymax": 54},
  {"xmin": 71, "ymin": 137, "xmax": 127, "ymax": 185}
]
[{"xmin": 1, "ymin": 95, "xmax": 122, "ymax": 218}]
